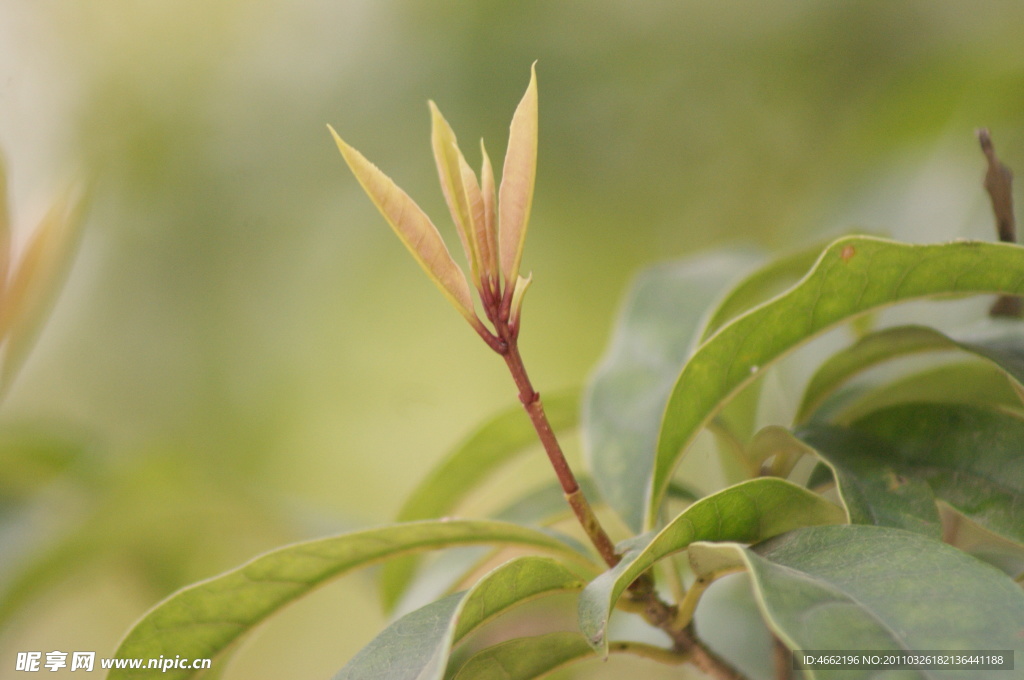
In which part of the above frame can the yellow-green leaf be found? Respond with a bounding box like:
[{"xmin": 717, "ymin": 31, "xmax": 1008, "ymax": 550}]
[
  {"xmin": 498, "ymin": 64, "xmax": 538, "ymax": 286},
  {"xmin": 328, "ymin": 125, "xmax": 477, "ymax": 324},
  {"xmin": 110, "ymin": 520, "xmax": 590, "ymax": 680},
  {"xmin": 653, "ymin": 236, "xmax": 1024, "ymax": 528}
]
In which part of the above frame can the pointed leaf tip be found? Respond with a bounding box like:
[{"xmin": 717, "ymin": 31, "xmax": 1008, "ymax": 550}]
[
  {"xmin": 328, "ymin": 124, "xmax": 477, "ymax": 324},
  {"xmin": 480, "ymin": 139, "xmax": 499, "ymax": 288},
  {"xmin": 498, "ymin": 64, "xmax": 538, "ymax": 287},
  {"xmin": 429, "ymin": 103, "xmax": 479, "ymax": 281},
  {"xmin": 509, "ymin": 273, "xmax": 532, "ymax": 328}
]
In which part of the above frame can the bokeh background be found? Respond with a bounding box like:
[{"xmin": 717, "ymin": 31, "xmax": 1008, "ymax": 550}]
[{"xmin": 2, "ymin": 1, "xmax": 1023, "ymax": 678}]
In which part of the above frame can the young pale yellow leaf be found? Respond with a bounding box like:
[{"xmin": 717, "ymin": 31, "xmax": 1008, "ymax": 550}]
[
  {"xmin": 458, "ymin": 151, "xmax": 494, "ymax": 289},
  {"xmin": 429, "ymin": 102, "xmax": 479, "ymax": 280},
  {"xmin": 479, "ymin": 140, "xmax": 498, "ymax": 287},
  {"xmin": 498, "ymin": 63, "xmax": 538, "ymax": 286},
  {"xmin": 0, "ymin": 152, "xmax": 10, "ymax": 299},
  {"xmin": 509, "ymin": 273, "xmax": 532, "ymax": 328},
  {"xmin": 0, "ymin": 187, "xmax": 84, "ymax": 394},
  {"xmin": 328, "ymin": 125, "xmax": 477, "ymax": 324}
]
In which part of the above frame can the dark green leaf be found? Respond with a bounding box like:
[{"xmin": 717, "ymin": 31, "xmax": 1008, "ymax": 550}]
[
  {"xmin": 578, "ymin": 478, "xmax": 844, "ymax": 651},
  {"xmin": 655, "ymin": 237, "xmax": 1024, "ymax": 528},
  {"xmin": 852, "ymin": 403, "xmax": 1024, "ymax": 545},
  {"xmin": 698, "ymin": 525, "xmax": 1024, "ymax": 680},
  {"xmin": 110, "ymin": 520, "xmax": 592, "ymax": 680},
  {"xmin": 796, "ymin": 426, "xmax": 941, "ymax": 538},
  {"xmin": 584, "ymin": 251, "xmax": 763, "ymax": 532}
]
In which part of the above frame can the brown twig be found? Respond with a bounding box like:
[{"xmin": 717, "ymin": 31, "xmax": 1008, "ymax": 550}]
[
  {"xmin": 483, "ymin": 292, "xmax": 621, "ymax": 569},
  {"xmin": 978, "ymin": 128, "xmax": 1022, "ymax": 317},
  {"xmin": 484, "ymin": 284, "xmax": 747, "ymax": 679},
  {"xmin": 624, "ymin": 574, "xmax": 746, "ymax": 679}
]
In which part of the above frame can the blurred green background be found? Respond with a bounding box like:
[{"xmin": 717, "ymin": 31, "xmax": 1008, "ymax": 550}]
[{"xmin": 2, "ymin": 1, "xmax": 1023, "ymax": 678}]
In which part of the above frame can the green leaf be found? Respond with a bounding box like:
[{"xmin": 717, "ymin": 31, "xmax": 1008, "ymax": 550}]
[
  {"xmin": 328, "ymin": 126, "xmax": 477, "ymax": 326},
  {"xmin": 578, "ymin": 478, "xmax": 844, "ymax": 651},
  {"xmin": 698, "ymin": 240, "xmax": 831, "ymax": 342},
  {"xmin": 697, "ymin": 525, "xmax": 1024, "ymax": 680},
  {"xmin": 822, "ymin": 361, "xmax": 1023, "ymax": 427},
  {"xmin": 695, "ymin": 240, "xmax": 832, "ymax": 459},
  {"xmin": 498, "ymin": 63, "xmax": 537, "ymax": 286},
  {"xmin": 690, "ymin": 573, "xmax": 776, "ymax": 680},
  {"xmin": 335, "ymin": 557, "xmax": 585, "ymax": 680},
  {"xmin": 654, "ymin": 236, "xmax": 1024, "ymax": 528},
  {"xmin": 850, "ymin": 403, "xmax": 1024, "ymax": 545},
  {"xmin": 381, "ymin": 390, "xmax": 579, "ymax": 611},
  {"xmin": 797, "ymin": 323, "xmax": 1024, "ymax": 423},
  {"xmin": 451, "ymin": 632, "xmax": 683, "ymax": 679},
  {"xmin": 796, "ymin": 425, "xmax": 941, "ymax": 538},
  {"xmin": 583, "ymin": 250, "xmax": 763, "ymax": 532},
  {"xmin": 451, "ymin": 632, "xmax": 596, "ymax": 680},
  {"xmin": 110, "ymin": 520, "xmax": 591, "ymax": 680}
]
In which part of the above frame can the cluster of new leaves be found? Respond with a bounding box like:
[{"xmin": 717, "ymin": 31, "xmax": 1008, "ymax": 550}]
[{"xmin": 108, "ymin": 71, "xmax": 1024, "ymax": 679}]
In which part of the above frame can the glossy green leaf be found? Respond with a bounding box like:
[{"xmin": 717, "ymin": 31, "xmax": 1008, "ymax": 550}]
[
  {"xmin": 698, "ymin": 240, "xmax": 830, "ymax": 342},
  {"xmin": 583, "ymin": 250, "xmax": 763, "ymax": 532},
  {"xmin": 381, "ymin": 390, "xmax": 579, "ymax": 611},
  {"xmin": 851, "ymin": 403, "xmax": 1024, "ymax": 545},
  {"xmin": 796, "ymin": 425, "xmax": 941, "ymax": 538},
  {"xmin": 654, "ymin": 236, "xmax": 1024, "ymax": 528},
  {"xmin": 328, "ymin": 126, "xmax": 477, "ymax": 325},
  {"xmin": 797, "ymin": 324, "xmax": 1024, "ymax": 423},
  {"xmin": 335, "ymin": 557, "xmax": 585, "ymax": 680},
  {"xmin": 578, "ymin": 478, "xmax": 844, "ymax": 651},
  {"xmin": 110, "ymin": 520, "xmax": 590, "ymax": 680},
  {"xmin": 497, "ymin": 63, "xmax": 537, "ymax": 285},
  {"xmin": 698, "ymin": 525, "xmax": 1024, "ymax": 680}
]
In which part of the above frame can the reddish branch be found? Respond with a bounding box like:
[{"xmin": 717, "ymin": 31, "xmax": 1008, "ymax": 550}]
[{"xmin": 476, "ymin": 284, "xmax": 747, "ymax": 680}]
